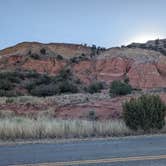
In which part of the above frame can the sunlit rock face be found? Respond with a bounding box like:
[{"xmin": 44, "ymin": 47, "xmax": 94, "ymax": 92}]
[
  {"xmin": 0, "ymin": 42, "xmax": 92, "ymax": 57},
  {"xmin": 22, "ymin": 58, "xmax": 66, "ymax": 75},
  {"xmin": 95, "ymin": 57, "xmax": 130, "ymax": 82},
  {"xmin": 157, "ymin": 56, "xmax": 166, "ymax": 75},
  {"xmin": 73, "ymin": 60, "xmax": 95, "ymax": 84},
  {"xmin": 128, "ymin": 63, "xmax": 165, "ymax": 89},
  {"xmin": 72, "ymin": 47, "xmax": 166, "ymax": 89}
]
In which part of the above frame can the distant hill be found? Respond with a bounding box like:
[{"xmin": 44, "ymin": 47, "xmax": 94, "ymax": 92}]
[
  {"xmin": 0, "ymin": 40, "xmax": 166, "ymax": 97},
  {"xmin": 1, "ymin": 40, "xmax": 166, "ymax": 119},
  {"xmin": 0, "ymin": 42, "xmax": 93, "ymax": 58},
  {"xmin": 126, "ymin": 38, "xmax": 166, "ymax": 55}
]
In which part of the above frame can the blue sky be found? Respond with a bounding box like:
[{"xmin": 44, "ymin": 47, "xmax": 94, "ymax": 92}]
[{"xmin": 0, "ymin": 0, "xmax": 166, "ymax": 49}]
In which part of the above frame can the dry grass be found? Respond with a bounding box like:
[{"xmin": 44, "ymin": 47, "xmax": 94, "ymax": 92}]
[
  {"xmin": 0, "ymin": 110, "xmax": 166, "ymax": 140},
  {"xmin": 0, "ymin": 95, "xmax": 166, "ymax": 140},
  {"xmin": 0, "ymin": 116, "xmax": 132, "ymax": 140}
]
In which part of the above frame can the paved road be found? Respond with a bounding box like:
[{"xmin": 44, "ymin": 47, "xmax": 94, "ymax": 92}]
[{"xmin": 1, "ymin": 135, "xmax": 166, "ymax": 165}]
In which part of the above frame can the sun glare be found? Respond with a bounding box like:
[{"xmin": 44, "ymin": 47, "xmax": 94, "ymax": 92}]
[{"xmin": 127, "ymin": 34, "xmax": 163, "ymax": 44}]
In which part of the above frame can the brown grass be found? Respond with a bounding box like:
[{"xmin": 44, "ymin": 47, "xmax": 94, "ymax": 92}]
[{"xmin": 0, "ymin": 116, "xmax": 131, "ymax": 140}]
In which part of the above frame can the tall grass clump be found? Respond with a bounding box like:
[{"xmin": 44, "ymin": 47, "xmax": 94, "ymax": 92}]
[
  {"xmin": 123, "ymin": 94, "xmax": 166, "ymax": 131},
  {"xmin": 0, "ymin": 116, "xmax": 131, "ymax": 140}
]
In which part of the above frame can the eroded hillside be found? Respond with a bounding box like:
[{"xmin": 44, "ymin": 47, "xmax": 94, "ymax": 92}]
[
  {"xmin": 0, "ymin": 42, "xmax": 166, "ymax": 89},
  {"xmin": 0, "ymin": 41, "xmax": 166, "ymax": 119}
]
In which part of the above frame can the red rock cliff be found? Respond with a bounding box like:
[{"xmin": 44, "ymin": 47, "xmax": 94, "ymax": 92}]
[{"xmin": 0, "ymin": 43, "xmax": 166, "ymax": 90}]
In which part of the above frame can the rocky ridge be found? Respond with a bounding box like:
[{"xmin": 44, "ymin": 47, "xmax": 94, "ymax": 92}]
[
  {"xmin": 0, "ymin": 41, "xmax": 166, "ymax": 89},
  {"xmin": 0, "ymin": 40, "xmax": 166, "ymax": 119}
]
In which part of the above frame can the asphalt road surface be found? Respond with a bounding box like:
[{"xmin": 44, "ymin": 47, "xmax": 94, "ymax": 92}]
[{"xmin": 1, "ymin": 135, "xmax": 166, "ymax": 166}]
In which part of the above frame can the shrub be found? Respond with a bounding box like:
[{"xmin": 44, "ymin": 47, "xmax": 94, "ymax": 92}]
[
  {"xmin": 110, "ymin": 80, "xmax": 132, "ymax": 97},
  {"xmin": 91, "ymin": 44, "xmax": 97, "ymax": 56},
  {"xmin": 56, "ymin": 54, "xmax": 63, "ymax": 60},
  {"xmin": 30, "ymin": 81, "xmax": 78, "ymax": 97},
  {"xmin": 123, "ymin": 95, "xmax": 166, "ymax": 131},
  {"xmin": 35, "ymin": 75, "xmax": 51, "ymax": 85},
  {"xmin": 6, "ymin": 98, "xmax": 14, "ymax": 104},
  {"xmin": 30, "ymin": 84, "xmax": 59, "ymax": 97},
  {"xmin": 0, "ymin": 90, "xmax": 21, "ymax": 97},
  {"xmin": 58, "ymin": 68, "xmax": 72, "ymax": 80},
  {"xmin": 24, "ymin": 71, "xmax": 40, "ymax": 78},
  {"xmin": 87, "ymin": 82, "xmax": 104, "ymax": 94},
  {"xmin": 0, "ymin": 69, "xmax": 83, "ymax": 97},
  {"xmin": 0, "ymin": 71, "xmax": 21, "ymax": 83},
  {"xmin": 87, "ymin": 110, "xmax": 98, "ymax": 120},
  {"xmin": 0, "ymin": 80, "xmax": 13, "ymax": 90},
  {"xmin": 26, "ymin": 68, "xmax": 79, "ymax": 96},
  {"xmin": 155, "ymin": 39, "xmax": 159, "ymax": 45},
  {"xmin": 40, "ymin": 48, "xmax": 46, "ymax": 55},
  {"xmin": 25, "ymin": 74, "xmax": 52, "ymax": 92},
  {"xmin": 124, "ymin": 77, "xmax": 129, "ymax": 84},
  {"xmin": 30, "ymin": 54, "xmax": 40, "ymax": 60},
  {"xmin": 70, "ymin": 57, "xmax": 78, "ymax": 63},
  {"xmin": 58, "ymin": 81, "xmax": 78, "ymax": 94},
  {"xmin": 160, "ymin": 49, "xmax": 166, "ymax": 56}
]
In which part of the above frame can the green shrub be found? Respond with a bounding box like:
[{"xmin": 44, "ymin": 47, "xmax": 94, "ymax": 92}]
[
  {"xmin": 30, "ymin": 54, "xmax": 40, "ymax": 60},
  {"xmin": 6, "ymin": 98, "xmax": 14, "ymax": 104},
  {"xmin": 40, "ymin": 48, "xmax": 46, "ymax": 55},
  {"xmin": 123, "ymin": 95, "xmax": 166, "ymax": 131},
  {"xmin": 0, "ymin": 71, "xmax": 21, "ymax": 83},
  {"xmin": 56, "ymin": 54, "xmax": 63, "ymax": 60},
  {"xmin": 87, "ymin": 110, "xmax": 98, "ymax": 120},
  {"xmin": 0, "ymin": 70, "xmax": 79, "ymax": 97},
  {"xmin": 30, "ymin": 84, "xmax": 59, "ymax": 97},
  {"xmin": 110, "ymin": 80, "xmax": 132, "ymax": 96},
  {"xmin": 124, "ymin": 76, "xmax": 129, "ymax": 84},
  {"xmin": 24, "ymin": 71, "xmax": 40, "ymax": 78},
  {"xmin": 0, "ymin": 90, "xmax": 21, "ymax": 97},
  {"xmin": 91, "ymin": 44, "xmax": 97, "ymax": 56},
  {"xmin": 25, "ymin": 74, "xmax": 52, "ymax": 92},
  {"xmin": 0, "ymin": 80, "xmax": 13, "ymax": 90},
  {"xmin": 87, "ymin": 82, "xmax": 104, "ymax": 94},
  {"xmin": 35, "ymin": 75, "xmax": 51, "ymax": 85},
  {"xmin": 70, "ymin": 57, "xmax": 78, "ymax": 63},
  {"xmin": 69, "ymin": 54, "xmax": 88, "ymax": 63},
  {"xmin": 58, "ymin": 68, "xmax": 72, "ymax": 80},
  {"xmin": 58, "ymin": 81, "xmax": 78, "ymax": 94},
  {"xmin": 26, "ymin": 68, "xmax": 79, "ymax": 96}
]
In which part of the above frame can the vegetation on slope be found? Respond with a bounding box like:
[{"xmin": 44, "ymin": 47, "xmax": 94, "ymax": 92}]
[
  {"xmin": 127, "ymin": 39, "xmax": 166, "ymax": 55},
  {"xmin": 110, "ymin": 80, "xmax": 132, "ymax": 97},
  {"xmin": 0, "ymin": 69, "xmax": 84, "ymax": 97}
]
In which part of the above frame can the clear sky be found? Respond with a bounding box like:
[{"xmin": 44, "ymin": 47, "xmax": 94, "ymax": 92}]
[{"xmin": 0, "ymin": 0, "xmax": 166, "ymax": 49}]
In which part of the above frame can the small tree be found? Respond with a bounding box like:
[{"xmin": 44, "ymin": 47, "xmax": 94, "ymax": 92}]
[
  {"xmin": 56, "ymin": 54, "xmax": 63, "ymax": 60},
  {"xmin": 110, "ymin": 80, "xmax": 132, "ymax": 97},
  {"xmin": 40, "ymin": 48, "xmax": 46, "ymax": 55},
  {"xmin": 87, "ymin": 82, "xmax": 104, "ymax": 94},
  {"xmin": 155, "ymin": 39, "xmax": 159, "ymax": 45},
  {"xmin": 87, "ymin": 110, "xmax": 98, "ymax": 120},
  {"xmin": 91, "ymin": 44, "xmax": 97, "ymax": 56},
  {"xmin": 123, "ymin": 95, "xmax": 166, "ymax": 131},
  {"xmin": 59, "ymin": 81, "xmax": 78, "ymax": 94}
]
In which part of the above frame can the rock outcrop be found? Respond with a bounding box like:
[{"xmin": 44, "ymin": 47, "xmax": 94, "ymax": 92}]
[
  {"xmin": 72, "ymin": 47, "xmax": 166, "ymax": 89},
  {"xmin": 0, "ymin": 42, "xmax": 166, "ymax": 90},
  {"xmin": 1, "ymin": 41, "xmax": 166, "ymax": 120},
  {"xmin": 0, "ymin": 42, "xmax": 92, "ymax": 57},
  {"xmin": 126, "ymin": 38, "xmax": 166, "ymax": 55}
]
